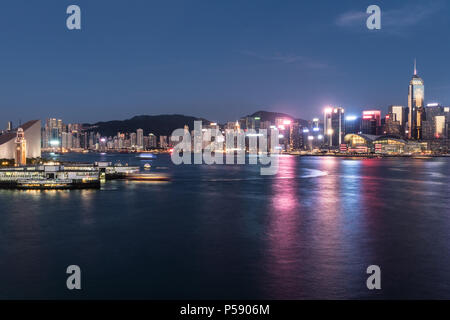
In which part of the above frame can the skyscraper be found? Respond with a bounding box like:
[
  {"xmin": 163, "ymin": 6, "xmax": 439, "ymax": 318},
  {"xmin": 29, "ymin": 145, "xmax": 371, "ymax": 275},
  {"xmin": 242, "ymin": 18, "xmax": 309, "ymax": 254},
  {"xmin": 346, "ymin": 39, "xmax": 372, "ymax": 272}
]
[
  {"xmin": 289, "ymin": 122, "xmax": 302, "ymax": 150},
  {"xmin": 44, "ymin": 118, "xmax": 63, "ymax": 148},
  {"xmin": 324, "ymin": 107, "xmax": 344, "ymax": 147},
  {"xmin": 160, "ymin": 136, "xmax": 168, "ymax": 149},
  {"xmin": 361, "ymin": 110, "xmax": 381, "ymax": 135},
  {"xmin": 423, "ymin": 104, "xmax": 448, "ymax": 139},
  {"xmin": 389, "ymin": 105, "xmax": 406, "ymax": 131},
  {"xmin": 408, "ymin": 60, "xmax": 425, "ymax": 139},
  {"xmin": 344, "ymin": 115, "xmax": 361, "ymax": 134},
  {"xmin": 148, "ymin": 133, "xmax": 157, "ymax": 149},
  {"xmin": 130, "ymin": 132, "xmax": 137, "ymax": 147},
  {"xmin": 384, "ymin": 113, "xmax": 402, "ymax": 135},
  {"xmin": 137, "ymin": 129, "xmax": 144, "ymax": 149}
]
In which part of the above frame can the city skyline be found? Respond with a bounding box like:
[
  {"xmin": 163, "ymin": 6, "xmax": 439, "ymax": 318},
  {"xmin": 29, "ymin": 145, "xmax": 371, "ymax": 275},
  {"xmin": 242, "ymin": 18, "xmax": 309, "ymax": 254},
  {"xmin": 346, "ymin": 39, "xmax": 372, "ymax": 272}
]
[
  {"xmin": 2, "ymin": 59, "xmax": 448, "ymax": 157},
  {"xmin": 4, "ymin": 59, "xmax": 449, "ymax": 127},
  {"xmin": 4, "ymin": 60, "xmax": 448, "ymax": 134},
  {"xmin": 1, "ymin": 0, "xmax": 450, "ymax": 124}
]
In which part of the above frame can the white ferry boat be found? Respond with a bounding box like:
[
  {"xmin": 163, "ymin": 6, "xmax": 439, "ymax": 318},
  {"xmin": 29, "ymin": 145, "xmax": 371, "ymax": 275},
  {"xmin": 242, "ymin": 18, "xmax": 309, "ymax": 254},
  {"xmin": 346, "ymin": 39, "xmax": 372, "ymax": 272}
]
[{"xmin": 0, "ymin": 165, "xmax": 101, "ymax": 190}]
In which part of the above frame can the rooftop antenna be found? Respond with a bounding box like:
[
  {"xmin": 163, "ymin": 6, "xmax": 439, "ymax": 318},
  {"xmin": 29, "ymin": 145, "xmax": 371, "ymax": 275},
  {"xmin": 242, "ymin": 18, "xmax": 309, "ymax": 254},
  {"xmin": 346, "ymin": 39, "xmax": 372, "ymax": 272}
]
[{"xmin": 414, "ymin": 59, "xmax": 417, "ymax": 75}]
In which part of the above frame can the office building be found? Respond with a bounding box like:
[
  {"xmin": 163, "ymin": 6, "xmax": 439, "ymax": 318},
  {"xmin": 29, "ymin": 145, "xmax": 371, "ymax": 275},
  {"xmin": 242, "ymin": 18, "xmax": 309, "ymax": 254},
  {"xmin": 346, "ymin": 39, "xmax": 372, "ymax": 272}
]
[
  {"xmin": 289, "ymin": 122, "xmax": 302, "ymax": 150},
  {"xmin": 389, "ymin": 105, "xmax": 406, "ymax": 132},
  {"xmin": 407, "ymin": 61, "xmax": 425, "ymax": 139},
  {"xmin": 383, "ymin": 113, "xmax": 402, "ymax": 135},
  {"xmin": 160, "ymin": 136, "xmax": 168, "ymax": 149},
  {"xmin": 345, "ymin": 115, "xmax": 361, "ymax": 134},
  {"xmin": 137, "ymin": 129, "xmax": 144, "ymax": 149},
  {"xmin": 148, "ymin": 134, "xmax": 157, "ymax": 149},
  {"xmin": 422, "ymin": 104, "xmax": 449, "ymax": 140},
  {"xmin": 361, "ymin": 110, "xmax": 381, "ymax": 135},
  {"xmin": 324, "ymin": 107, "xmax": 345, "ymax": 147}
]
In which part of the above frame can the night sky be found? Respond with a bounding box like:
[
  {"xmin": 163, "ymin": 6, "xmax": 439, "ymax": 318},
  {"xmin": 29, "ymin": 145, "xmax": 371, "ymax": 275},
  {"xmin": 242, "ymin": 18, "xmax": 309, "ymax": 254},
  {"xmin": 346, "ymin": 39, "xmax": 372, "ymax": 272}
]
[{"xmin": 1, "ymin": 0, "xmax": 449, "ymax": 124}]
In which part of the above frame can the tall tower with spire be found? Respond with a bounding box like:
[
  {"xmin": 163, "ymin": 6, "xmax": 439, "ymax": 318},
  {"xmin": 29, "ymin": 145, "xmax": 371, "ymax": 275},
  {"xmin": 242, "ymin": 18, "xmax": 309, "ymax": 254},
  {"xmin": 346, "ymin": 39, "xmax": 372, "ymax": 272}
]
[
  {"xmin": 15, "ymin": 128, "xmax": 27, "ymax": 166},
  {"xmin": 407, "ymin": 60, "xmax": 425, "ymax": 139}
]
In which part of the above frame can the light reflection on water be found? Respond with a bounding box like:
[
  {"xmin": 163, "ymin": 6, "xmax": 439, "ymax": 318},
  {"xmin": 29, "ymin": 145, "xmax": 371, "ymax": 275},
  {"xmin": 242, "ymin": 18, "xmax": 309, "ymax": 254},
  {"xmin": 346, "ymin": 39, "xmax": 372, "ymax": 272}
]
[
  {"xmin": 265, "ymin": 156, "xmax": 302, "ymax": 298},
  {"xmin": 0, "ymin": 154, "xmax": 449, "ymax": 299}
]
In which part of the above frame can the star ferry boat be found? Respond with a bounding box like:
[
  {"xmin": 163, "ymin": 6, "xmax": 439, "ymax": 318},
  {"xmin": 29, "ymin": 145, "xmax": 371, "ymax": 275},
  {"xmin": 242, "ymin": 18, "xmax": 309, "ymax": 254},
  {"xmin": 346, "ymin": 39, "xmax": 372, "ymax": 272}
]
[
  {"xmin": 0, "ymin": 165, "xmax": 101, "ymax": 189},
  {"xmin": 0, "ymin": 162, "xmax": 140, "ymax": 190}
]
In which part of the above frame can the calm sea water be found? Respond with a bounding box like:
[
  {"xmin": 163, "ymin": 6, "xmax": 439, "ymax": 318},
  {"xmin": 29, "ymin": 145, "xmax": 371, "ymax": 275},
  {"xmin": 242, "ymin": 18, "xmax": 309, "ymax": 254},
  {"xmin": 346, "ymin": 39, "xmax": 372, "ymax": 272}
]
[{"xmin": 0, "ymin": 153, "xmax": 449, "ymax": 299}]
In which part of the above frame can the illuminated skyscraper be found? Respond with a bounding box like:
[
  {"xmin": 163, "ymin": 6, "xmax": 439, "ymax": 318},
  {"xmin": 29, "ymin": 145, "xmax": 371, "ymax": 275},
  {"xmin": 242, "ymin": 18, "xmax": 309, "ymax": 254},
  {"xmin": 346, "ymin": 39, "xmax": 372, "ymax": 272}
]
[
  {"xmin": 44, "ymin": 118, "xmax": 63, "ymax": 148},
  {"xmin": 361, "ymin": 110, "xmax": 381, "ymax": 135},
  {"xmin": 312, "ymin": 118, "xmax": 320, "ymax": 130},
  {"xmin": 130, "ymin": 132, "xmax": 137, "ymax": 147},
  {"xmin": 324, "ymin": 107, "xmax": 344, "ymax": 147},
  {"xmin": 384, "ymin": 113, "xmax": 402, "ymax": 135},
  {"xmin": 345, "ymin": 115, "xmax": 361, "ymax": 134},
  {"xmin": 389, "ymin": 105, "xmax": 406, "ymax": 131},
  {"xmin": 289, "ymin": 122, "xmax": 302, "ymax": 150},
  {"xmin": 408, "ymin": 60, "xmax": 425, "ymax": 139},
  {"xmin": 423, "ymin": 104, "xmax": 449, "ymax": 139},
  {"xmin": 148, "ymin": 133, "xmax": 157, "ymax": 149},
  {"xmin": 307, "ymin": 118, "xmax": 323, "ymax": 148},
  {"xmin": 137, "ymin": 129, "xmax": 144, "ymax": 149}
]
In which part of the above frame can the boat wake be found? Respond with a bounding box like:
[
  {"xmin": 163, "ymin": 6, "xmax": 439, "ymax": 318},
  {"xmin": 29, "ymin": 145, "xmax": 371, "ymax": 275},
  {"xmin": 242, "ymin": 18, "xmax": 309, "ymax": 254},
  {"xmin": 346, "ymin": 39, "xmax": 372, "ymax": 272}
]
[
  {"xmin": 199, "ymin": 169, "xmax": 328, "ymax": 182},
  {"xmin": 300, "ymin": 169, "xmax": 329, "ymax": 178}
]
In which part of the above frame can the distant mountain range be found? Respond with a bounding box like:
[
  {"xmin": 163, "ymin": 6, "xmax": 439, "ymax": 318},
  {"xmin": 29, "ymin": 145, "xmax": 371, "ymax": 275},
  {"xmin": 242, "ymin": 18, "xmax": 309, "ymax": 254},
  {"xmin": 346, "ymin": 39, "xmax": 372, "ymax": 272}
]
[
  {"xmin": 84, "ymin": 115, "xmax": 210, "ymax": 137},
  {"xmin": 84, "ymin": 111, "xmax": 308, "ymax": 137}
]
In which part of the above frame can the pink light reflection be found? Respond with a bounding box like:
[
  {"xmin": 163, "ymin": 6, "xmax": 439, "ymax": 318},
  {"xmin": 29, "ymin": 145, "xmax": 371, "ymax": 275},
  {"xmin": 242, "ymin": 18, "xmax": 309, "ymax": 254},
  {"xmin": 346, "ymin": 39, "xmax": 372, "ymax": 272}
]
[{"xmin": 264, "ymin": 155, "xmax": 301, "ymax": 297}]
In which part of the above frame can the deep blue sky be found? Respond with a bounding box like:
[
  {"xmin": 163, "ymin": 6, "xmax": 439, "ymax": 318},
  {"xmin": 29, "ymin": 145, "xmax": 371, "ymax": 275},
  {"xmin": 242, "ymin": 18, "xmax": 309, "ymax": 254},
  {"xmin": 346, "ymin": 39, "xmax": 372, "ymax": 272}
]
[{"xmin": 1, "ymin": 0, "xmax": 450, "ymax": 124}]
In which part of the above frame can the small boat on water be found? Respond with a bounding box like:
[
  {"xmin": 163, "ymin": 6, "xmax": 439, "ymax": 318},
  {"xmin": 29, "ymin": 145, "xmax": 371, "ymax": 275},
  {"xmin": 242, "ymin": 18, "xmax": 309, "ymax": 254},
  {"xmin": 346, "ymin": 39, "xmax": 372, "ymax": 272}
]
[
  {"xmin": 125, "ymin": 173, "xmax": 170, "ymax": 182},
  {"xmin": 143, "ymin": 163, "xmax": 151, "ymax": 170},
  {"xmin": 137, "ymin": 153, "xmax": 156, "ymax": 160}
]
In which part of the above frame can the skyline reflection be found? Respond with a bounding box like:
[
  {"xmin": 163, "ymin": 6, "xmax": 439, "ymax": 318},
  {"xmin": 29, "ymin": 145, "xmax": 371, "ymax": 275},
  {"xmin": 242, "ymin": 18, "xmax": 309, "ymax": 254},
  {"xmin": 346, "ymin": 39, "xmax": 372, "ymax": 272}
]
[{"xmin": 0, "ymin": 154, "xmax": 449, "ymax": 299}]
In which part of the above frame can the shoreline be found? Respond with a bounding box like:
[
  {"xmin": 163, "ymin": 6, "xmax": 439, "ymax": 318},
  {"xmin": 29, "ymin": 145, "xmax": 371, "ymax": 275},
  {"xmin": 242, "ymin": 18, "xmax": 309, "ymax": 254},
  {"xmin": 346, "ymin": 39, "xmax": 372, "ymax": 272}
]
[
  {"xmin": 40, "ymin": 151, "xmax": 450, "ymax": 159},
  {"xmin": 287, "ymin": 153, "xmax": 450, "ymax": 159}
]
